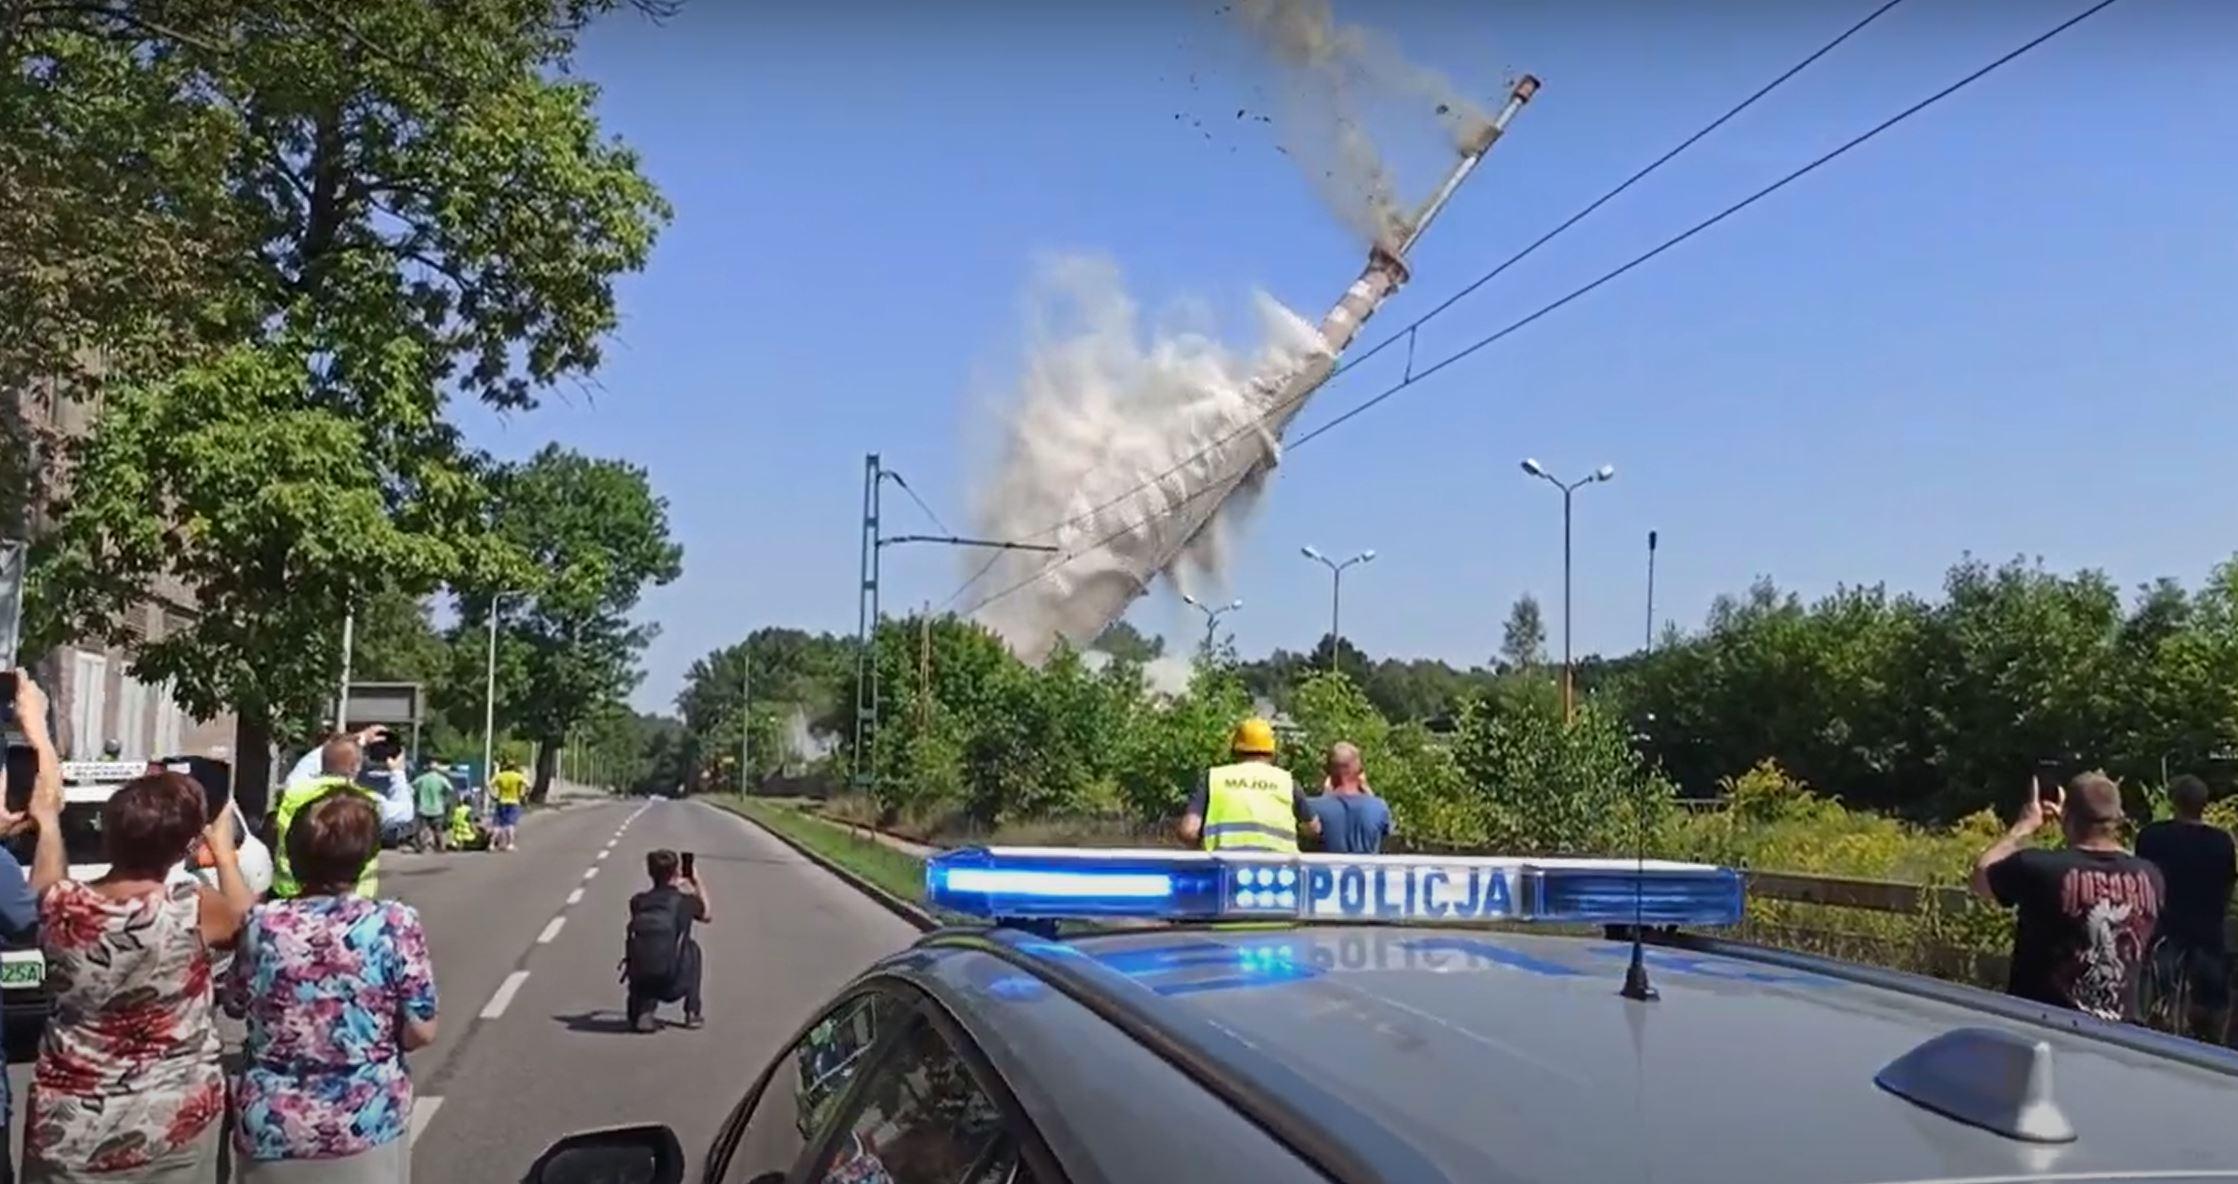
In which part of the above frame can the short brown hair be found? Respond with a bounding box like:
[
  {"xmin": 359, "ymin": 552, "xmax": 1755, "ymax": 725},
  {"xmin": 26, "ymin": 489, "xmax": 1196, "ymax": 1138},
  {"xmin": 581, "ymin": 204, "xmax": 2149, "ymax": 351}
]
[
  {"xmin": 646, "ymin": 849, "xmax": 679, "ymax": 884},
  {"xmin": 287, "ymin": 791, "xmax": 380, "ymax": 895},
  {"xmin": 2066, "ymin": 771, "xmax": 2126, "ymax": 833},
  {"xmin": 103, "ymin": 773, "xmax": 207, "ymax": 874}
]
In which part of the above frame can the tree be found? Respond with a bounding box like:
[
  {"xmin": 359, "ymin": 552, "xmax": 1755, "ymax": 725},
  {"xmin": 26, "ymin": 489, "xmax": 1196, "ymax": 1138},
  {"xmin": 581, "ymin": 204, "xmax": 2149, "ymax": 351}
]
[
  {"xmin": 1501, "ymin": 594, "xmax": 1547, "ymax": 671},
  {"xmin": 1091, "ymin": 620, "xmax": 1166, "ymax": 664},
  {"xmin": 15, "ymin": 1, "xmax": 670, "ymax": 790},
  {"xmin": 481, "ymin": 446, "xmax": 681, "ymax": 801},
  {"xmin": 26, "ymin": 342, "xmax": 503, "ymax": 788},
  {"xmin": 675, "ymin": 628, "xmax": 856, "ymax": 788}
]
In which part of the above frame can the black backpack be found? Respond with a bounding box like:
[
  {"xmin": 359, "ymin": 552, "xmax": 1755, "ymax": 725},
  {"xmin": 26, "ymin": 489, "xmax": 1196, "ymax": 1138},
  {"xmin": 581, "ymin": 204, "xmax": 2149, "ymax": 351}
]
[{"xmin": 623, "ymin": 891, "xmax": 684, "ymax": 984}]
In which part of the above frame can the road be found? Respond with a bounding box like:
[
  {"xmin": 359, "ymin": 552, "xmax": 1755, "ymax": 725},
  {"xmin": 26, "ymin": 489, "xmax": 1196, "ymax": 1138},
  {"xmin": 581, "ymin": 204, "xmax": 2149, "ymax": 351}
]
[{"xmin": 9, "ymin": 794, "xmax": 922, "ymax": 1182}]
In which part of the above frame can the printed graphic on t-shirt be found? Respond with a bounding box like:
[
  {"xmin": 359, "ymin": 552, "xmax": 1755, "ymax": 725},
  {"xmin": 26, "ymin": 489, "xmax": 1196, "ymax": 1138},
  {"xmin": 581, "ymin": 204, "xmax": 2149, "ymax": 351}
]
[{"xmin": 2055, "ymin": 865, "xmax": 2161, "ymax": 1019}]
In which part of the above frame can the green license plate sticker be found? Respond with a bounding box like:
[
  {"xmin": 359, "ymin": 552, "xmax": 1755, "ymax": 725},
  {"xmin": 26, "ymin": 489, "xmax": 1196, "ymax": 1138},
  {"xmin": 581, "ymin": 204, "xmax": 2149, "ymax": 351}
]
[{"xmin": 1, "ymin": 953, "xmax": 45, "ymax": 987}]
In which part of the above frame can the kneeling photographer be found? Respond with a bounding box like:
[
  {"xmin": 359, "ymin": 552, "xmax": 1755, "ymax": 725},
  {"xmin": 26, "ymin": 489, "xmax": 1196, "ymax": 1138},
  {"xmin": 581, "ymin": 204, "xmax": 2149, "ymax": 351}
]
[{"xmin": 621, "ymin": 849, "xmax": 710, "ymax": 1033}]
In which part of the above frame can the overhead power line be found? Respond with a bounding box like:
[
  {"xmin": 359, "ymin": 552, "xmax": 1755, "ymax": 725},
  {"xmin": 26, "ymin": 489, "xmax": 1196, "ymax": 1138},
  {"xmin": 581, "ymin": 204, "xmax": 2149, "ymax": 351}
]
[
  {"xmin": 884, "ymin": 470, "xmax": 953, "ymax": 537},
  {"xmin": 955, "ymin": 0, "xmax": 2127, "ymax": 621},
  {"xmin": 942, "ymin": 0, "xmax": 1912, "ymax": 611}
]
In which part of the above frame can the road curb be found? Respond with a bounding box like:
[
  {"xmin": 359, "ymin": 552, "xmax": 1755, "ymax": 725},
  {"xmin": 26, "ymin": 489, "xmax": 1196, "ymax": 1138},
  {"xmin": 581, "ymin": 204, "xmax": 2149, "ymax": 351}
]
[{"xmin": 709, "ymin": 799, "xmax": 938, "ymax": 933}]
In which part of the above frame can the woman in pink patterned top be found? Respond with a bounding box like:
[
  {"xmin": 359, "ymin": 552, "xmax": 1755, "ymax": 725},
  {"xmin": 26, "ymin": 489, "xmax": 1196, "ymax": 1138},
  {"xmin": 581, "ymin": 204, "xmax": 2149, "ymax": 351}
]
[
  {"xmin": 222, "ymin": 791, "xmax": 438, "ymax": 1183},
  {"xmin": 21, "ymin": 771, "xmax": 257, "ymax": 1183}
]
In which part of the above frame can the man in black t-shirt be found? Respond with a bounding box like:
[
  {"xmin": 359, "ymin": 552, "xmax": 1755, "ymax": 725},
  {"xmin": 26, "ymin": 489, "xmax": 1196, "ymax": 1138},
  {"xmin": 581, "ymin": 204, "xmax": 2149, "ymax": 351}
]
[
  {"xmin": 625, "ymin": 848, "xmax": 712, "ymax": 1032},
  {"xmin": 2136, "ymin": 774, "xmax": 2235, "ymax": 1030},
  {"xmin": 1973, "ymin": 772, "xmax": 2164, "ymax": 1021}
]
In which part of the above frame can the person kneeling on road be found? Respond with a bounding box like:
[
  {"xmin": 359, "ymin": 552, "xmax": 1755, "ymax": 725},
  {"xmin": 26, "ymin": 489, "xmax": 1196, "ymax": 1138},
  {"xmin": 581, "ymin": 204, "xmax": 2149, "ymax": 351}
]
[{"xmin": 621, "ymin": 849, "xmax": 709, "ymax": 1032}]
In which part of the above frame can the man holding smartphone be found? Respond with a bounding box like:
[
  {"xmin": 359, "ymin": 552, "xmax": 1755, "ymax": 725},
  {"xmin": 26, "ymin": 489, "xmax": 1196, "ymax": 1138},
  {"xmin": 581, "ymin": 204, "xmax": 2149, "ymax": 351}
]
[
  {"xmin": 622, "ymin": 848, "xmax": 710, "ymax": 1032},
  {"xmin": 1973, "ymin": 772, "xmax": 2164, "ymax": 1021}
]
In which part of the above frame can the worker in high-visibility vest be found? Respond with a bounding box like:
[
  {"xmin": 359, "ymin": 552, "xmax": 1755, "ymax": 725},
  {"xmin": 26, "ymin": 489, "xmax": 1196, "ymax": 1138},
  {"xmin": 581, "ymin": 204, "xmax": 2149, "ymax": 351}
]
[
  {"xmin": 1177, "ymin": 718, "xmax": 1321, "ymax": 853},
  {"xmin": 271, "ymin": 734, "xmax": 405, "ymax": 898}
]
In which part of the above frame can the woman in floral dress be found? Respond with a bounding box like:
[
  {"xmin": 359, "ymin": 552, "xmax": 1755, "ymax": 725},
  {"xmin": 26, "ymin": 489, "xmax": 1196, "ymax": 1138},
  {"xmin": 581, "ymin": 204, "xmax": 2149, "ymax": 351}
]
[
  {"xmin": 223, "ymin": 791, "xmax": 438, "ymax": 1183},
  {"xmin": 22, "ymin": 770, "xmax": 257, "ymax": 1183}
]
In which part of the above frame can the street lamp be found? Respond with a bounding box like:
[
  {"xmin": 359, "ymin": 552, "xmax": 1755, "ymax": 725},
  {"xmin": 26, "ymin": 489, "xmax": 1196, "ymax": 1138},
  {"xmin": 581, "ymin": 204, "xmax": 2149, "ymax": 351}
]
[
  {"xmin": 1181, "ymin": 594, "xmax": 1244, "ymax": 657},
  {"xmin": 480, "ymin": 591, "xmax": 521, "ymax": 795},
  {"xmin": 1300, "ymin": 546, "xmax": 1376, "ymax": 672},
  {"xmin": 1521, "ymin": 458, "xmax": 1616, "ymax": 723}
]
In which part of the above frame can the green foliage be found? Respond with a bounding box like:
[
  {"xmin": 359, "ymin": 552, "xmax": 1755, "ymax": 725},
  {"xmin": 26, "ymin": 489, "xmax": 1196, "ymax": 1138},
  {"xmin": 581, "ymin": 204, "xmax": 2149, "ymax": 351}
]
[
  {"xmin": 1091, "ymin": 620, "xmax": 1166, "ymax": 663},
  {"xmin": 27, "ymin": 340, "xmax": 479, "ymax": 740},
  {"xmin": 1500, "ymin": 593, "xmax": 1547, "ymax": 671},
  {"xmin": 1448, "ymin": 695, "xmax": 1673, "ymax": 856},
  {"xmin": 12, "ymin": 0, "xmax": 671, "ymax": 785},
  {"xmin": 477, "ymin": 445, "xmax": 682, "ymax": 795},
  {"xmin": 1618, "ymin": 556, "xmax": 2238, "ymax": 819}
]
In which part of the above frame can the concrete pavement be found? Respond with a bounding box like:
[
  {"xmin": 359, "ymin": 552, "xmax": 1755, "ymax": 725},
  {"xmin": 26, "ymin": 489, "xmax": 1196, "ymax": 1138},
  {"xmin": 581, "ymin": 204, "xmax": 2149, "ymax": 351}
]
[{"xmin": 395, "ymin": 795, "xmax": 920, "ymax": 1181}]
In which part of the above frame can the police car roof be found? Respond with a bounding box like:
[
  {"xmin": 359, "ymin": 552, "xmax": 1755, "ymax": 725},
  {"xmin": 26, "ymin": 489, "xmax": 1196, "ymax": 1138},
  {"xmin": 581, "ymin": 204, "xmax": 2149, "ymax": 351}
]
[{"xmin": 909, "ymin": 923, "xmax": 2238, "ymax": 1184}]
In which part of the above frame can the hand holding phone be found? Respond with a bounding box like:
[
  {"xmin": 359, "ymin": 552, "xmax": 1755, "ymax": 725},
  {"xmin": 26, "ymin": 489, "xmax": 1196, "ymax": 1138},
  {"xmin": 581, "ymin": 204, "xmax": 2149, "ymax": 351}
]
[{"xmin": 681, "ymin": 851, "xmax": 696, "ymax": 881}]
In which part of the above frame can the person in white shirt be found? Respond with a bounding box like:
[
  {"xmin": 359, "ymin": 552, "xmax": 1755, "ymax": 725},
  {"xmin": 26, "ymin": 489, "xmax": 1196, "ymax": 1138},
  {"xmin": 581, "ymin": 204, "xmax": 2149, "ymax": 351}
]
[{"xmin": 281, "ymin": 726, "xmax": 415, "ymax": 832}]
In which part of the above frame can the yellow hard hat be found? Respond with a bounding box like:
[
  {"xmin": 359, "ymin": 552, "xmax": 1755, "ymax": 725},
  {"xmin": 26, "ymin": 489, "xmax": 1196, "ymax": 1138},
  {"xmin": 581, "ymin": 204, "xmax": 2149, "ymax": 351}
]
[{"xmin": 1231, "ymin": 717, "xmax": 1278, "ymax": 756}]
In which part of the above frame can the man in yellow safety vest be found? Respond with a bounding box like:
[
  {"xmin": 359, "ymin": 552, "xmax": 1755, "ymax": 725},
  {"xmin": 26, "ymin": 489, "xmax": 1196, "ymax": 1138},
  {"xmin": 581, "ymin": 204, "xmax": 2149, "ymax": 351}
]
[
  {"xmin": 1177, "ymin": 717, "xmax": 1322, "ymax": 853},
  {"xmin": 271, "ymin": 734, "xmax": 401, "ymax": 898}
]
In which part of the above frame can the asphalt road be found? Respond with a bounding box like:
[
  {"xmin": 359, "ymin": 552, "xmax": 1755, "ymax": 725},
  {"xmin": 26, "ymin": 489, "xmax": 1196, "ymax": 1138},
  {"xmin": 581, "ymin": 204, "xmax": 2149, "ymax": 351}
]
[{"xmin": 8, "ymin": 794, "xmax": 923, "ymax": 1182}]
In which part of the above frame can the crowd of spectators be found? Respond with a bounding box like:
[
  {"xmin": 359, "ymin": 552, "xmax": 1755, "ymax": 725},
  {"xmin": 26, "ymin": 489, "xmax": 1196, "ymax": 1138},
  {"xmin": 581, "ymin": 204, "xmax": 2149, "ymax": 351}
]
[
  {"xmin": 0, "ymin": 671, "xmax": 441, "ymax": 1182},
  {"xmin": 1975, "ymin": 769, "xmax": 2237, "ymax": 1041}
]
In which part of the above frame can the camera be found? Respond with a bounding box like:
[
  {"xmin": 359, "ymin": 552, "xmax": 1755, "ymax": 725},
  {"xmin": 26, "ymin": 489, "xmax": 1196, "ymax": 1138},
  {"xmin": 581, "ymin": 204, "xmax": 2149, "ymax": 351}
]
[
  {"xmin": 0, "ymin": 670, "xmax": 15, "ymax": 733},
  {"xmin": 363, "ymin": 728, "xmax": 403, "ymax": 766}
]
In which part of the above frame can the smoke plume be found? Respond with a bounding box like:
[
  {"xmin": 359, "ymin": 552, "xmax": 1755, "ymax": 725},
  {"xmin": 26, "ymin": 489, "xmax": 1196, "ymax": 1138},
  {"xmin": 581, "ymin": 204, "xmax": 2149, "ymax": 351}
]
[
  {"xmin": 966, "ymin": 1, "xmax": 1486, "ymax": 661},
  {"xmin": 1232, "ymin": 0, "xmax": 1491, "ymax": 247},
  {"xmin": 968, "ymin": 255, "xmax": 1327, "ymax": 662}
]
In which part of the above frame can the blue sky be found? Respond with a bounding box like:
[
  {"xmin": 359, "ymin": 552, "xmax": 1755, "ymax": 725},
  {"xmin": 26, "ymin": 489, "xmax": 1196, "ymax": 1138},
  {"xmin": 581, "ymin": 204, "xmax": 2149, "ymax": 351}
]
[{"xmin": 448, "ymin": 0, "xmax": 2238, "ymax": 713}]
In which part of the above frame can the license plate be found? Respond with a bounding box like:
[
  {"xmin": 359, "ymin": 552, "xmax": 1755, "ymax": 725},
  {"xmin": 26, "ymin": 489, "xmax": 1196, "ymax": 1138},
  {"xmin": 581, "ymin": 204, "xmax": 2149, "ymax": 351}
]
[{"xmin": 1, "ymin": 951, "xmax": 45, "ymax": 988}]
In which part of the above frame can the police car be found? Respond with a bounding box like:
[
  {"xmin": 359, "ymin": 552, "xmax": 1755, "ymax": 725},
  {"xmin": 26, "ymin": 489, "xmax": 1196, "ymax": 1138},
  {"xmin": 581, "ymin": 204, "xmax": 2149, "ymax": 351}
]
[
  {"xmin": 523, "ymin": 847, "xmax": 2238, "ymax": 1184},
  {"xmin": 2, "ymin": 760, "xmax": 273, "ymax": 1042}
]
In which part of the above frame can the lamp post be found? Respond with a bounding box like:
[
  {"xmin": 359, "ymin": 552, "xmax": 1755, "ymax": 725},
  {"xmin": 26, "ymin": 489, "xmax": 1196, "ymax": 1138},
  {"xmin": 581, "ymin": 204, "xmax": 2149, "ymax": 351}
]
[
  {"xmin": 1181, "ymin": 595, "xmax": 1244, "ymax": 658},
  {"xmin": 1300, "ymin": 546, "xmax": 1375, "ymax": 672},
  {"xmin": 480, "ymin": 591, "xmax": 519, "ymax": 794},
  {"xmin": 1521, "ymin": 458, "xmax": 1615, "ymax": 724}
]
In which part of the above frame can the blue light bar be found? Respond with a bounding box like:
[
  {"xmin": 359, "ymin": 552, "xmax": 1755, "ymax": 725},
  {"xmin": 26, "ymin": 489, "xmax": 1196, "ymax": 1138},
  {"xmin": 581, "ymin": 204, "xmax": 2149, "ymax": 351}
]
[{"xmin": 923, "ymin": 848, "xmax": 1746, "ymax": 927}]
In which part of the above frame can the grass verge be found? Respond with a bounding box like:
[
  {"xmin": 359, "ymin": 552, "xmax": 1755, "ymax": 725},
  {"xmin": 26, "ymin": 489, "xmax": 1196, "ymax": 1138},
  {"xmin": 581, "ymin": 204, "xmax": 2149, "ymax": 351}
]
[{"xmin": 708, "ymin": 795, "xmax": 932, "ymax": 912}]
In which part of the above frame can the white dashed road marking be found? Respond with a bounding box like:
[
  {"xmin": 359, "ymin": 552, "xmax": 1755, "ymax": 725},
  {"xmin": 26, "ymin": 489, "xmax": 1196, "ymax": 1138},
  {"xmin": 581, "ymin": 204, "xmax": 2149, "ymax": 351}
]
[
  {"xmin": 536, "ymin": 916, "xmax": 566, "ymax": 945},
  {"xmin": 583, "ymin": 867, "xmax": 599, "ymax": 881},
  {"xmin": 565, "ymin": 888, "xmax": 584, "ymax": 906},
  {"xmin": 481, "ymin": 971, "xmax": 530, "ymax": 1020},
  {"xmin": 596, "ymin": 849, "xmax": 609, "ymax": 861},
  {"xmin": 410, "ymin": 1097, "xmax": 444, "ymax": 1147}
]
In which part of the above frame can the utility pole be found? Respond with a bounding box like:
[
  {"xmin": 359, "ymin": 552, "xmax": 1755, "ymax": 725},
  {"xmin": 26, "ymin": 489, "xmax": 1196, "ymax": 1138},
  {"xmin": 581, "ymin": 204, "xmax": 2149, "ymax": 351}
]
[
  {"xmin": 850, "ymin": 454, "xmax": 1057, "ymax": 796},
  {"xmin": 918, "ymin": 604, "xmax": 932, "ymax": 731},
  {"xmin": 751, "ymin": 635, "xmax": 760, "ymax": 792},
  {"xmin": 336, "ymin": 608, "xmax": 355, "ymax": 732},
  {"xmin": 481, "ymin": 593, "xmax": 508, "ymax": 796},
  {"xmin": 1645, "ymin": 530, "xmax": 1659, "ymax": 653},
  {"xmin": 852, "ymin": 454, "xmax": 883, "ymax": 794}
]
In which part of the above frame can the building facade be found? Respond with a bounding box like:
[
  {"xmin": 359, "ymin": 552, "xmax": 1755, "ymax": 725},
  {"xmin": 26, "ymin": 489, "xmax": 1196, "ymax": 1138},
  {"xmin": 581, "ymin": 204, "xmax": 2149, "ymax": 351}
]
[{"xmin": 8, "ymin": 377, "xmax": 236, "ymax": 761}]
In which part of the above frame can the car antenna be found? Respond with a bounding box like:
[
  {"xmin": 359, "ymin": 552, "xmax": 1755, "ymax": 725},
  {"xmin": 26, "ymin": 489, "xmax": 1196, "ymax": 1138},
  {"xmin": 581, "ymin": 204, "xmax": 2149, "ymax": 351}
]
[{"xmin": 1619, "ymin": 712, "xmax": 1658, "ymax": 1002}]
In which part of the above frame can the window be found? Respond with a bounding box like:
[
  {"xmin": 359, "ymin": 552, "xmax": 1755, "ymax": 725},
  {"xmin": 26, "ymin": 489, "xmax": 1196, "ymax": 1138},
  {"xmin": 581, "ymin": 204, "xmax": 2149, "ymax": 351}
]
[
  {"xmin": 712, "ymin": 991, "xmax": 907, "ymax": 1183},
  {"xmin": 152, "ymin": 682, "xmax": 182, "ymax": 759},
  {"xmin": 809, "ymin": 1018, "xmax": 1026, "ymax": 1184},
  {"xmin": 115, "ymin": 677, "xmax": 147, "ymax": 760},
  {"xmin": 68, "ymin": 651, "xmax": 107, "ymax": 760}
]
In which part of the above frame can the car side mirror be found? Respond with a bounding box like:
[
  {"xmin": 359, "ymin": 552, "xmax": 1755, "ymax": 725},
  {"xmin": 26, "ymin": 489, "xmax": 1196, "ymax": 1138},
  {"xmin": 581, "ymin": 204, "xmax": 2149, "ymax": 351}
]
[{"xmin": 525, "ymin": 1124, "xmax": 685, "ymax": 1184}]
